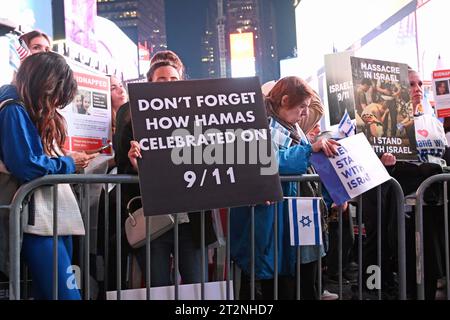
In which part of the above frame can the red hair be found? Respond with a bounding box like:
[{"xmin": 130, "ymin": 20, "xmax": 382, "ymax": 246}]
[{"xmin": 266, "ymin": 76, "xmax": 315, "ymax": 112}]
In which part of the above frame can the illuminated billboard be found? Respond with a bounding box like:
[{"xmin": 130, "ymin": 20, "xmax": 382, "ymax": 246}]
[
  {"xmin": 295, "ymin": 0, "xmax": 415, "ymax": 80},
  {"xmin": 139, "ymin": 41, "xmax": 151, "ymax": 76},
  {"xmin": 64, "ymin": 0, "xmax": 97, "ymax": 52},
  {"xmin": 230, "ymin": 32, "xmax": 255, "ymax": 78},
  {"xmin": 95, "ymin": 16, "xmax": 139, "ymax": 79}
]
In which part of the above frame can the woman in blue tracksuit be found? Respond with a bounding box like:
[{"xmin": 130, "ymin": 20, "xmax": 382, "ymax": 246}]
[
  {"xmin": 0, "ymin": 52, "xmax": 97, "ymax": 299},
  {"xmin": 230, "ymin": 76, "xmax": 339, "ymax": 300}
]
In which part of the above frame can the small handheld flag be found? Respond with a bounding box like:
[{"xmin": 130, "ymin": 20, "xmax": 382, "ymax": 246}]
[
  {"xmin": 287, "ymin": 197, "xmax": 322, "ymax": 246},
  {"xmin": 338, "ymin": 109, "xmax": 355, "ymax": 137}
]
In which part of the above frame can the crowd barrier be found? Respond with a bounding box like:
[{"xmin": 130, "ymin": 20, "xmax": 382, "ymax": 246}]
[
  {"xmin": 414, "ymin": 173, "xmax": 450, "ymax": 300},
  {"xmin": 3, "ymin": 174, "xmax": 408, "ymax": 300}
]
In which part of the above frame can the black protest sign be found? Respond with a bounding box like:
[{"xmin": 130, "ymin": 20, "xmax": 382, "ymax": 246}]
[
  {"xmin": 128, "ymin": 77, "xmax": 283, "ymax": 216},
  {"xmin": 325, "ymin": 51, "xmax": 356, "ymax": 126},
  {"xmin": 350, "ymin": 57, "xmax": 417, "ymax": 160}
]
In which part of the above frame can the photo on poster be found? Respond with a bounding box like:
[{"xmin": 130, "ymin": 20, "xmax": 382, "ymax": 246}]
[
  {"xmin": 432, "ymin": 70, "xmax": 450, "ymax": 118},
  {"xmin": 73, "ymin": 89, "xmax": 92, "ymax": 115},
  {"xmin": 435, "ymin": 80, "xmax": 449, "ymax": 96},
  {"xmin": 350, "ymin": 57, "xmax": 417, "ymax": 160}
]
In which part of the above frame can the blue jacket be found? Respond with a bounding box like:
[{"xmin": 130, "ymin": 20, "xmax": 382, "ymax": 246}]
[
  {"xmin": 0, "ymin": 85, "xmax": 75, "ymax": 183},
  {"xmin": 230, "ymin": 125, "xmax": 324, "ymax": 280}
]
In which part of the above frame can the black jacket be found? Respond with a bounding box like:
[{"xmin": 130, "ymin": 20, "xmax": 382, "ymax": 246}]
[{"xmin": 113, "ymin": 103, "xmax": 217, "ymax": 247}]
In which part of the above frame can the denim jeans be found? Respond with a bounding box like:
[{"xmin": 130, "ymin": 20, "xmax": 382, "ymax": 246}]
[{"xmin": 136, "ymin": 222, "xmax": 205, "ymax": 287}]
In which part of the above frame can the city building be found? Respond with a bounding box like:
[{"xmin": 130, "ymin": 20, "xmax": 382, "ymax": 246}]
[
  {"xmin": 201, "ymin": 0, "xmax": 220, "ymax": 79},
  {"xmin": 201, "ymin": 0, "xmax": 278, "ymax": 83},
  {"xmin": 97, "ymin": 0, "xmax": 167, "ymax": 55},
  {"xmin": 225, "ymin": 0, "xmax": 277, "ymax": 82}
]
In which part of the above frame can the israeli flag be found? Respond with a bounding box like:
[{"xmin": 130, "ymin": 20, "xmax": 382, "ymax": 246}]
[
  {"xmin": 338, "ymin": 109, "xmax": 355, "ymax": 137},
  {"xmin": 287, "ymin": 197, "xmax": 322, "ymax": 246}
]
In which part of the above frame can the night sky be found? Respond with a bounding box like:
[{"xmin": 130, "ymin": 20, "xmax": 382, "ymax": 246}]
[
  {"xmin": 165, "ymin": 0, "xmax": 296, "ymax": 79},
  {"xmin": 165, "ymin": 0, "xmax": 209, "ymax": 79}
]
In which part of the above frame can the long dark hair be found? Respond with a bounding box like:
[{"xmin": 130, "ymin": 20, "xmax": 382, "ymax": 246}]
[{"xmin": 15, "ymin": 52, "xmax": 77, "ymax": 155}]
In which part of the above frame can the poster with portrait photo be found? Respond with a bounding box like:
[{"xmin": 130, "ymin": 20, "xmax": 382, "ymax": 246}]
[
  {"xmin": 59, "ymin": 60, "xmax": 113, "ymax": 155},
  {"xmin": 350, "ymin": 57, "xmax": 417, "ymax": 161},
  {"xmin": 432, "ymin": 70, "xmax": 450, "ymax": 118}
]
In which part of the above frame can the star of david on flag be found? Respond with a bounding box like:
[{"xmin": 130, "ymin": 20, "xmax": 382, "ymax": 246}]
[
  {"xmin": 287, "ymin": 197, "xmax": 322, "ymax": 246},
  {"xmin": 338, "ymin": 109, "xmax": 355, "ymax": 137}
]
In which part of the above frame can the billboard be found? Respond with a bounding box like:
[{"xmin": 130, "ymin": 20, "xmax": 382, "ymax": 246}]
[
  {"xmin": 295, "ymin": 0, "xmax": 415, "ymax": 79},
  {"xmin": 53, "ymin": 15, "xmax": 139, "ymax": 80},
  {"xmin": 64, "ymin": 0, "xmax": 97, "ymax": 52},
  {"xmin": 139, "ymin": 41, "xmax": 151, "ymax": 76},
  {"xmin": 95, "ymin": 16, "xmax": 139, "ymax": 80},
  {"xmin": 230, "ymin": 32, "xmax": 255, "ymax": 78}
]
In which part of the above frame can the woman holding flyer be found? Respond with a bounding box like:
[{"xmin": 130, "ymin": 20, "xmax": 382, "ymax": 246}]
[
  {"xmin": 0, "ymin": 52, "xmax": 97, "ymax": 299},
  {"xmin": 229, "ymin": 76, "xmax": 339, "ymax": 300}
]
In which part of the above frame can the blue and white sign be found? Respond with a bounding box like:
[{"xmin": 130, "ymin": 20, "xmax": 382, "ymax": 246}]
[{"xmin": 310, "ymin": 133, "xmax": 390, "ymax": 205}]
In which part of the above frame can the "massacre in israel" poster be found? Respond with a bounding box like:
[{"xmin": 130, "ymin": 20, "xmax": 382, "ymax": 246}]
[{"xmin": 350, "ymin": 57, "xmax": 417, "ymax": 160}]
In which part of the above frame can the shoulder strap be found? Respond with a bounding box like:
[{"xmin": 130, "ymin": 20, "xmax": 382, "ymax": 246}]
[
  {"xmin": 0, "ymin": 99, "xmax": 23, "ymax": 111},
  {"xmin": 126, "ymin": 196, "xmax": 142, "ymax": 213}
]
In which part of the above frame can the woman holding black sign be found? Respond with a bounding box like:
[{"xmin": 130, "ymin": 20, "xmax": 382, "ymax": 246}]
[
  {"xmin": 0, "ymin": 52, "xmax": 98, "ymax": 299},
  {"xmin": 229, "ymin": 76, "xmax": 339, "ymax": 300},
  {"xmin": 120, "ymin": 51, "xmax": 216, "ymax": 288}
]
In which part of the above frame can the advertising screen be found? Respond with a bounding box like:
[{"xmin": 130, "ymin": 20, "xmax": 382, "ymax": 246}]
[
  {"xmin": 295, "ymin": 0, "xmax": 414, "ymax": 80},
  {"xmin": 230, "ymin": 32, "xmax": 256, "ymax": 78},
  {"xmin": 64, "ymin": 0, "xmax": 97, "ymax": 52}
]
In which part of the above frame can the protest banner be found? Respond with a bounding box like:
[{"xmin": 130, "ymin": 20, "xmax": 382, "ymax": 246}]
[
  {"xmin": 60, "ymin": 60, "xmax": 113, "ymax": 155},
  {"xmin": 128, "ymin": 77, "xmax": 283, "ymax": 216},
  {"xmin": 310, "ymin": 133, "xmax": 391, "ymax": 205},
  {"xmin": 432, "ymin": 69, "xmax": 450, "ymax": 118},
  {"xmin": 324, "ymin": 51, "xmax": 356, "ymax": 126},
  {"xmin": 350, "ymin": 57, "xmax": 417, "ymax": 160}
]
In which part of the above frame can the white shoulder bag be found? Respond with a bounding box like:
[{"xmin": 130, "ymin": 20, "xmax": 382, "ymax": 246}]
[{"xmin": 125, "ymin": 196, "xmax": 175, "ymax": 248}]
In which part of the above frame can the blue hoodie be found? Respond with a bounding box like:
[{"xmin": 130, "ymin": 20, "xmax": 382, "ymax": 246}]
[{"xmin": 0, "ymin": 85, "xmax": 75, "ymax": 183}]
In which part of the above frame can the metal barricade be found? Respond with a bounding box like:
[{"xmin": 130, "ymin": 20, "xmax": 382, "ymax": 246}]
[
  {"xmin": 7, "ymin": 174, "xmax": 138, "ymax": 300},
  {"xmin": 6, "ymin": 174, "xmax": 230, "ymax": 301},
  {"xmin": 5, "ymin": 173, "xmax": 407, "ymax": 300},
  {"xmin": 415, "ymin": 173, "xmax": 450, "ymax": 300},
  {"xmin": 242, "ymin": 175, "xmax": 406, "ymax": 300}
]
